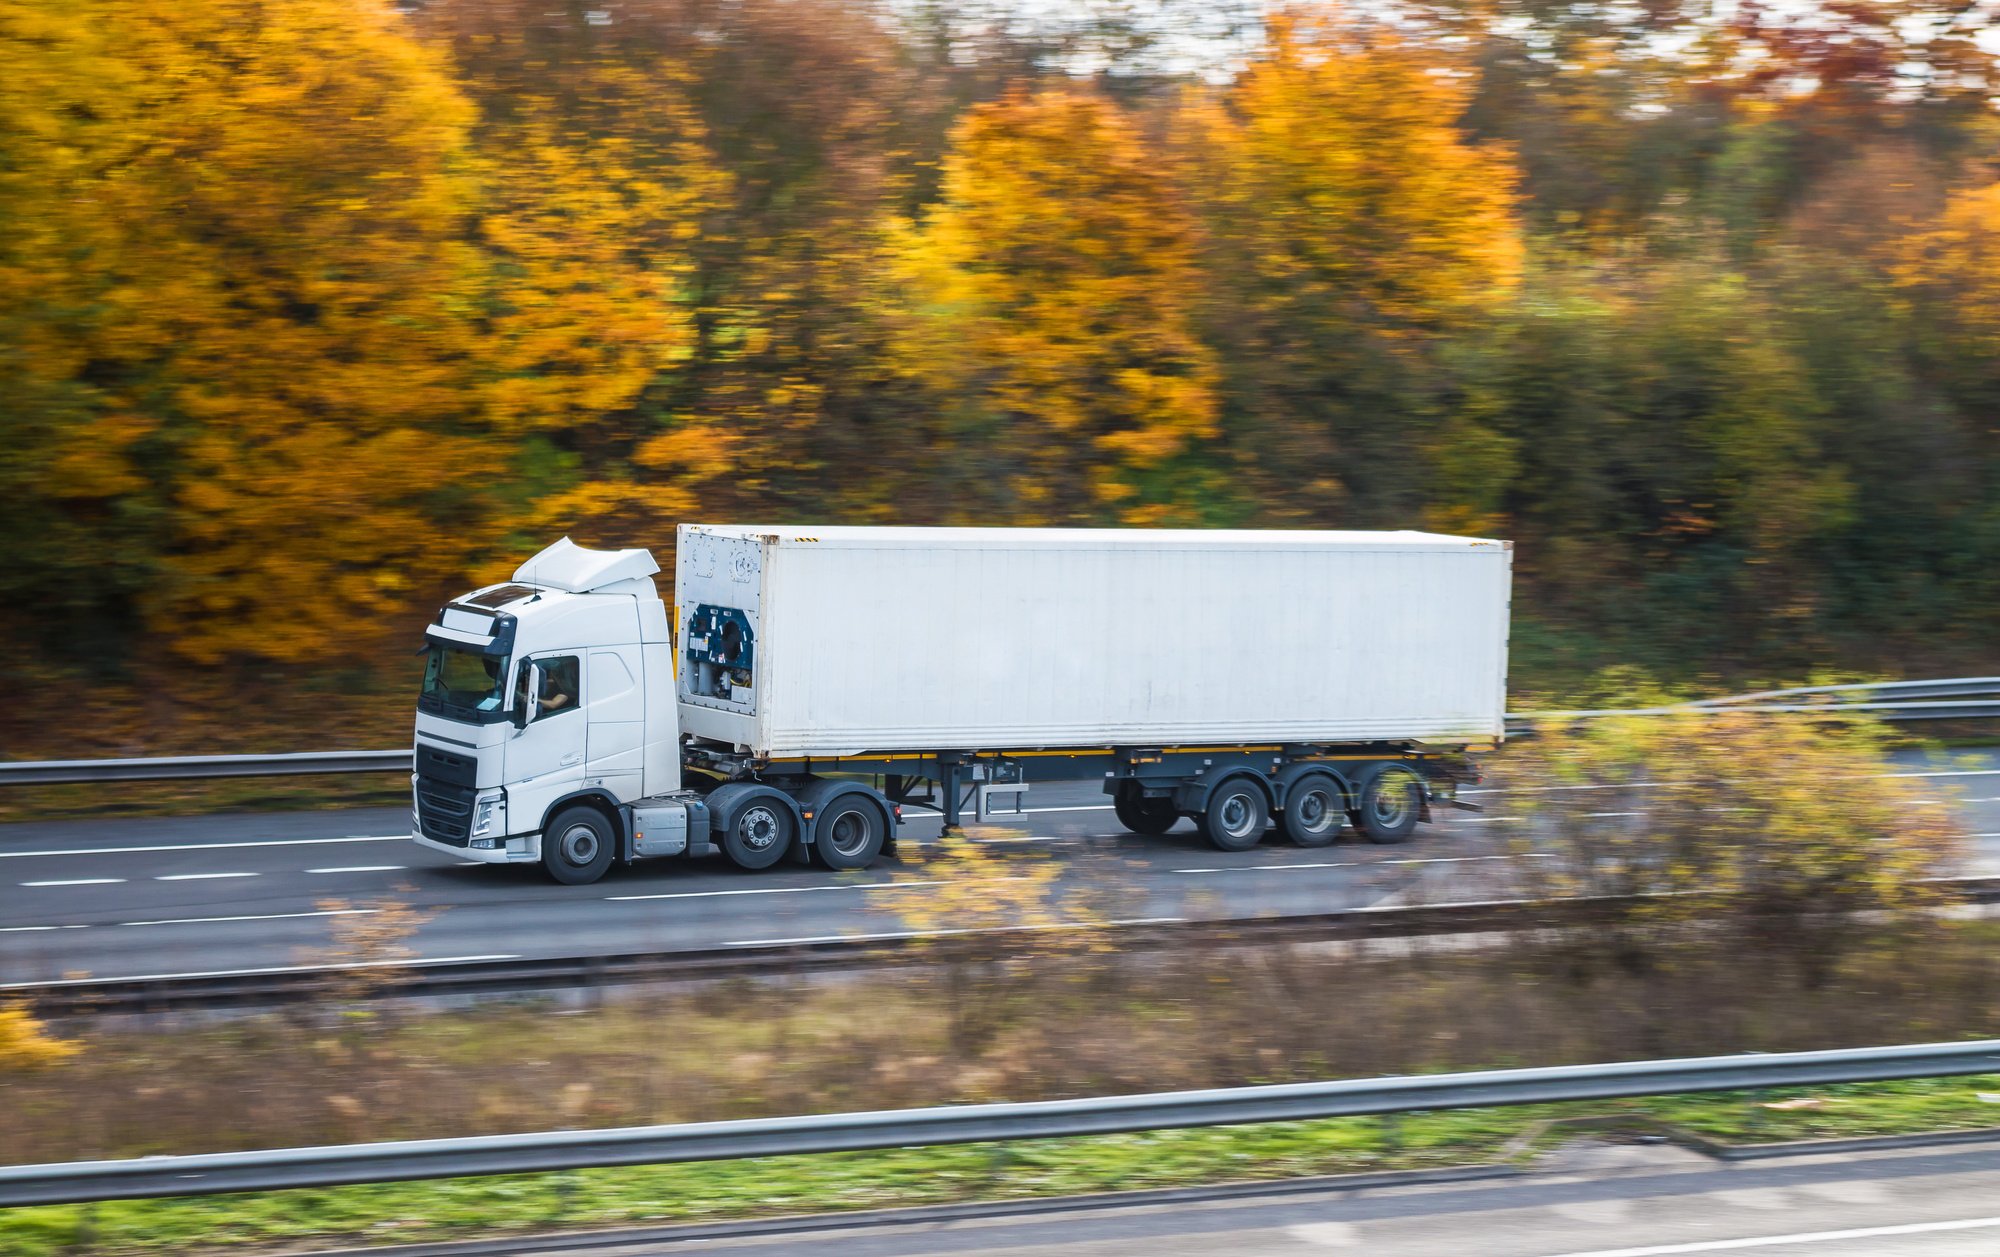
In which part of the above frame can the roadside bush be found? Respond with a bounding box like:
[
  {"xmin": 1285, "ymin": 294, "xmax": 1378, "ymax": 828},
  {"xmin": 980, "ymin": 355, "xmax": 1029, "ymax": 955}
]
[{"xmin": 1498, "ymin": 707, "xmax": 1964, "ymax": 983}]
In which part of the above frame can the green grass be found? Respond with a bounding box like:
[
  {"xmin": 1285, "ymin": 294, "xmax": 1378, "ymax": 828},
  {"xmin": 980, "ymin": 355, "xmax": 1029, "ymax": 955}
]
[{"xmin": 7, "ymin": 1076, "xmax": 2000, "ymax": 1256}]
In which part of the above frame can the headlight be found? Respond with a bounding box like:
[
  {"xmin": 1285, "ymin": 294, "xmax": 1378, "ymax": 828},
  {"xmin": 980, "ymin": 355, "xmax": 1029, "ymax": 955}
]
[{"xmin": 469, "ymin": 791, "xmax": 505, "ymax": 841}]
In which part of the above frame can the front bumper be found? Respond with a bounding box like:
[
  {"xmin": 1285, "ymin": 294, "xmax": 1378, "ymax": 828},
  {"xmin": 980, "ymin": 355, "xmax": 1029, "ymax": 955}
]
[{"xmin": 414, "ymin": 829, "xmax": 542, "ymax": 863}]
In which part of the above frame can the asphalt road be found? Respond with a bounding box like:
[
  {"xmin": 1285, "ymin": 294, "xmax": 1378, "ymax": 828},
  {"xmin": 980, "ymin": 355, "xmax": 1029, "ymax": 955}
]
[
  {"xmin": 3, "ymin": 751, "xmax": 1998, "ymax": 987},
  {"xmin": 473, "ymin": 1136, "xmax": 2000, "ymax": 1257}
]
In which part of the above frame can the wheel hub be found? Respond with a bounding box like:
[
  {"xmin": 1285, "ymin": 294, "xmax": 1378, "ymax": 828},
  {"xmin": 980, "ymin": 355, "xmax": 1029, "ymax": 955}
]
[
  {"xmin": 561, "ymin": 824, "xmax": 599, "ymax": 865},
  {"xmin": 741, "ymin": 806, "xmax": 779, "ymax": 850}
]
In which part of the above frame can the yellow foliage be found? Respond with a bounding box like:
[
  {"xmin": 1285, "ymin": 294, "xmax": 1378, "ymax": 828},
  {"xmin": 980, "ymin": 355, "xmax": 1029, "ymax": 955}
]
[
  {"xmin": 1184, "ymin": 15, "xmax": 1525, "ymax": 335},
  {"xmin": 1896, "ymin": 179, "xmax": 2000, "ymax": 353},
  {"xmin": 1502, "ymin": 707, "xmax": 1963, "ymax": 970},
  {"xmin": 0, "ymin": 1001, "xmax": 78, "ymax": 1070},
  {"xmin": 888, "ymin": 826, "xmax": 1087, "ymax": 948},
  {"xmin": 2, "ymin": 0, "xmax": 498, "ymax": 662},
  {"xmin": 890, "ymin": 89, "xmax": 1219, "ymax": 523}
]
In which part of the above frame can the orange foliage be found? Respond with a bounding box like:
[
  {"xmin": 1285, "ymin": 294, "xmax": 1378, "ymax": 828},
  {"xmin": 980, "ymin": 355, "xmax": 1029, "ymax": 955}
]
[{"xmin": 890, "ymin": 89, "xmax": 1219, "ymax": 523}]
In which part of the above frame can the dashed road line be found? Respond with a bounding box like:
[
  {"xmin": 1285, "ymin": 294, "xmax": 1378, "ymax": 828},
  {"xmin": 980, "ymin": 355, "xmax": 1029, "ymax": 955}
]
[
  {"xmin": 305, "ymin": 866, "xmax": 407, "ymax": 875},
  {"xmin": 118, "ymin": 908, "xmax": 376, "ymax": 928},
  {"xmin": 19, "ymin": 878, "xmax": 126, "ymax": 887},
  {"xmin": 155, "ymin": 871, "xmax": 258, "ymax": 881}
]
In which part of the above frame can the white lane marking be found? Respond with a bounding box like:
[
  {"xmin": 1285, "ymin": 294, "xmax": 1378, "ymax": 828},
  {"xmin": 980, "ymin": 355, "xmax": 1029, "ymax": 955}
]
[
  {"xmin": 155, "ymin": 871, "xmax": 257, "ymax": 881},
  {"xmin": 0, "ymin": 835, "xmax": 407, "ymax": 860},
  {"xmin": 1287, "ymin": 1221, "xmax": 1360, "ymax": 1246},
  {"xmin": 0, "ymin": 954, "xmax": 521, "ymax": 991},
  {"xmin": 1536, "ymin": 1213, "xmax": 2000, "ymax": 1255},
  {"xmin": 305, "ymin": 866, "xmax": 407, "ymax": 875},
  {"xmin": 119, "ymin": 908, "xmax": 377, "ymax": 927},
  {"xmin": 607, "ymin": 880, "xmax": 944, "ymax": 903},
  {"xmin": 0, "ymin": 924, "xmax": 89, "ymax": 933},
  {"xmin": 20, "ymin": 878, "xmax": 126, "ymax": 887}
]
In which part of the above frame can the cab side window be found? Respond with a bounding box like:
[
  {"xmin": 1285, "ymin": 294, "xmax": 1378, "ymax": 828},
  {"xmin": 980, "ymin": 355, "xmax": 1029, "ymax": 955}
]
[{"xmin": 520, "ymin": 655, "xmax": 582, "ymax": 719}]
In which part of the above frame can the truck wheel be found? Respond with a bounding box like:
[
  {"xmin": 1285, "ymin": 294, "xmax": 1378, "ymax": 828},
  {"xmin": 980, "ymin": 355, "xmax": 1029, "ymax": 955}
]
[
  {"xmin": 723, "ymin": 799, "xmax": 794, "ymax": 870},
  {"xmin": 1199, "ymin": 778, "xmax": 1268, "ymax": 852},
  {"xmin": 1357, "ymin": 767, "xmax": 1423, "ymax": 844},
  {"xmin": 1280, "ymin": 774, "xmax": 1345, "ymax": 847},
  {"xmin": 816, "ymin": 796, "xmax": 886, "ymax": 870},
  {"xmin": 1113, "ymin": 786, "xmax": 1178, "ymax": 836},
  {"xmin": 543, "ymin": 806, "xmax": 616, "ymax": 885}
]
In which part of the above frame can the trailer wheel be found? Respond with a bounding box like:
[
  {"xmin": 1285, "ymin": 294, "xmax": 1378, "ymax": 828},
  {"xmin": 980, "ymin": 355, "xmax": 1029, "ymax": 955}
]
[
  {"xmin": 542, "ymin": 805, "xmax": 616, "ymax": 885},
  {"xmin": 816, "ymin": 796, "xmax": 886, "ymax": 870},
  {"xmin": 1357, "ymin": 767, "xmax": 1423, "ymax": 844},
  {"xmin": 1280, "ymin": 774, "xmax": 1345, "ymax": 847},
  {"xmin": 1199, "ymin": 778, "xmax": 1268, "ymax": 852},
  {"xmin": 723, "ymin": 800, "xmax": 794, "ymax": 870},
  {"xmin": 1113, "ymin": 785, "xmax": 1179, "ymax": 836}
]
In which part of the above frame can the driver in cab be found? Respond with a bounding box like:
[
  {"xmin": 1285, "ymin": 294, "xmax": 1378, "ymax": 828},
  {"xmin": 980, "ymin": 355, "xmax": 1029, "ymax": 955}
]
[{"xmin": 515, "ymin": 664, "xmax": 574, "ymax": 717}]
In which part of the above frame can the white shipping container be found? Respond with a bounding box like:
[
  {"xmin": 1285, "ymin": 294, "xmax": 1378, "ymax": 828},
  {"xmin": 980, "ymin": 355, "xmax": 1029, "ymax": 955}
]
[{"xmin": 674, "ymin": 526, "xmax": 1511, "ymax": 758}]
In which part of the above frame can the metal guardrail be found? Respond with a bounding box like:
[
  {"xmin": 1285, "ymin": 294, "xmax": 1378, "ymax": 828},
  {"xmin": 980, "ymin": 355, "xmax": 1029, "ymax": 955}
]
[
  {"xmin": 3, "ymin": 1038, "xmax": 1997, "ymax": 1207},
  {"xmin": 0, "ymin": 749, "xmax": 413, "ymax": 785},
  {"xmin": 2, "ymin": 680, "xmax": 1993, "ymax": 786},
  {"xmin": 12, "ymin": 878, "xmax": 1999, "ymax": 1016},
  {"xmin": 1505, "ymin": 676, "xmax": 2000, "ymax": 736}
]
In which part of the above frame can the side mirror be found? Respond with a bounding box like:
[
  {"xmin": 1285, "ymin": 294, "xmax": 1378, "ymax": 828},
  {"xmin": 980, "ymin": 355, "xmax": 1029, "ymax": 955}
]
[{"xmin": 511, "ymin": 663, "xmax": 542, "ymax": 731}]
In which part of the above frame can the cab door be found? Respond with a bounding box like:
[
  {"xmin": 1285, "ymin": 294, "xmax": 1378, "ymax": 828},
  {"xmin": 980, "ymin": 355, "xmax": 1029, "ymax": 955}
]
[
  {"xmin": 504, "ymin": 653, "xmax": 586, "ymax": 837},
  {"xmin": 585, "ymin": 646, "xmax": 645, "ymax": 802}
]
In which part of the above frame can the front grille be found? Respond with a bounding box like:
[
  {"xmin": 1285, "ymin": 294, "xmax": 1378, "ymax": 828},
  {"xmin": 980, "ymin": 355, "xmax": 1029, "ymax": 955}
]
[
  {"xmin": 416, "ymin": 776, "xmax": 476, "ymax": 845},
  {"xmin": 416, "ymin": 742, "xmax": 479, "ymax": 789}
]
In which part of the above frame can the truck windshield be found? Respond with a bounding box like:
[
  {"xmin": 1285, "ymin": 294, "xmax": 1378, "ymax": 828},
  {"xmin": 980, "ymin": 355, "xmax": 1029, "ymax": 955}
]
[{"xmin": 419, "ymin": 644, "xmax": 509, "ymax": 723}]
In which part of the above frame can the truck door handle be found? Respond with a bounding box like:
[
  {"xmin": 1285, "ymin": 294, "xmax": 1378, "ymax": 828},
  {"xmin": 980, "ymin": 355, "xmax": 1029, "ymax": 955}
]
[{"xmin": 560, "ymin": 753, "xmax": 582, "ymax": 767}]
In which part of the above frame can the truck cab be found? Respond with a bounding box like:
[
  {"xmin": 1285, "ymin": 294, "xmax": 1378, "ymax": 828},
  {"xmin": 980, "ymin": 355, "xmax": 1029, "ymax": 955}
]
[{"xmin": 411, "ymin": 539, "xmax": 680, "ymax": 878}]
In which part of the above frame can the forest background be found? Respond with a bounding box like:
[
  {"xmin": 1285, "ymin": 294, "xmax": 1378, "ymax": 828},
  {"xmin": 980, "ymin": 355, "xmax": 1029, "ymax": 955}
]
[{"xmin": 4, "ymin": 0, "xmax": 1999, "ymax": 758}]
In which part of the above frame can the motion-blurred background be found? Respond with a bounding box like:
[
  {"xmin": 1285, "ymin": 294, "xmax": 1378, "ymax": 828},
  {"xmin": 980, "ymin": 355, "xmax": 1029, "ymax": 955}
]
[{"xmin": 3, "ymin": 0, "xmax": 1996, "ymax": 749}]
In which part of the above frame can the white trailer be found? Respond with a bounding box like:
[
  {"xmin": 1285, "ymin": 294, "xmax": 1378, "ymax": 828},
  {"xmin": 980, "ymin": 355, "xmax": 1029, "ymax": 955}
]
[
  {"xmin": 676, "ymin": 525, "xmax": 1509, "ymax": 756},
  {"xmin": 412, "ymin": 527, "xmax": 1511, "ymax": 884}
]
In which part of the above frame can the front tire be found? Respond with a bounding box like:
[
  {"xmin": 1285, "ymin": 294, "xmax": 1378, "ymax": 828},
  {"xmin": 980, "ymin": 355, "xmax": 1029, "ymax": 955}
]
[
  {"xmin": 542, "ymin": 805, "xmax": 616, "ymax": 885},
  {"xmin": 1198, "ymin": 778, "xmax": 1269, "ymax": 852},
  {"xmin": 723, "ymin": 799, "xmax": 794, "ymax": 870},
  {"xmin": 816, "ymin": 796, "xmax": 887, "ymax": 870},
  {"xmin": 1113, "ymin": 785, "xmax": 1179, "ymax": 836},
  {"xmin": 1357, "ymin": 767, "xmax": 1423, "ymax": 844}
]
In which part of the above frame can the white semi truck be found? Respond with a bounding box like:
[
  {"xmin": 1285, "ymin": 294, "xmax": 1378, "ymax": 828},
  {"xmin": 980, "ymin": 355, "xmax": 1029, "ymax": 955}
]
[{"xmin": 412, "ymin": 526, "xmax": 1512, "ymax": 884}]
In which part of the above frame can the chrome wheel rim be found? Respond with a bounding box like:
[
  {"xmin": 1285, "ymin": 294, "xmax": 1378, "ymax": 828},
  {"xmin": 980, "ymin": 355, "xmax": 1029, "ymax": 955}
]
[
  {"xmin": 1296, "ymin": 789, "xmax": 1335, "ymax": 834},
  {"xmin": 739, "ymin": 805, "xmax": 782, "ymax": 851},
  {"xmin": 827, "ymin": 808, "xmax": 872, "ymax": 857},
  {"xmin": 559, "ymin": 823, "xmax": 599, "ymax": 866},
  {"xmin": 1217, "ymin": 792, "xmax": 1257, "ymax": 839}
]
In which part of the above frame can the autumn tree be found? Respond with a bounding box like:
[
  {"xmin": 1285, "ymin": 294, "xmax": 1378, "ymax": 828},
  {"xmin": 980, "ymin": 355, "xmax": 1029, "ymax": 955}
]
[
  {"xmin": 0, "ymin": 0, "xmax": 501, "ymax": 664},
  {"xmin": 890, "ymin": 89, "xmax": 1221, "ymax": 524},
  {"xmin": 1183, "ymin": 14, "xmax": 1524, "ymax": 530}
]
